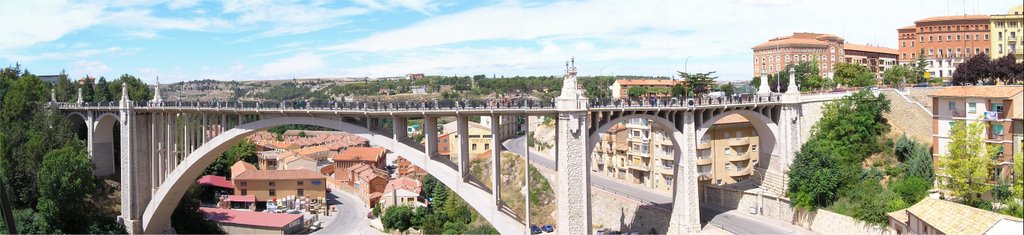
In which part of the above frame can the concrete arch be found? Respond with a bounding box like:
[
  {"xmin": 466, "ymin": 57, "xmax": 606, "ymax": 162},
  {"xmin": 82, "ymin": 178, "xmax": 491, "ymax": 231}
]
[
  {"xmin": 66, "ymin": 112, "xmax": 88, "ymax": 140},
  {"xmin": 93, "ymin": 113, "xmax": 120, "ymax": 177},
  {"xmin": 587, "ymin": 114, "xmax": 682, "ymax": 161},
  {"xmin": 141, "ymin": 116, "xmax": 524, "ymax": 234},
  {"xmin": 695, "ymin": 109, "xmax": 779, "ymax": 165}
]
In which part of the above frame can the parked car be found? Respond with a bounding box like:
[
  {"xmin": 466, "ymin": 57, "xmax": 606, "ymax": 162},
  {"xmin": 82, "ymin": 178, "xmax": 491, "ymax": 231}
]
[
  {"xmin": 530, "ymin": 225, "xmax": 543, "ymax": 234},
  {"xmin": 542, "ymin": 224, "xmax": 555, "ymax": 233},
  {"xmin": 596, "ymin": 228, "xmax": 608, "ymax": 235}
]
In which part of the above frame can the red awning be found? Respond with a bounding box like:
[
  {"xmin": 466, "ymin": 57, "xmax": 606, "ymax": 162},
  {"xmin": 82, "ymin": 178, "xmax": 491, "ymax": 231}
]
[
  {"xmin": 197, "ymin": 175, "xmax": 234, "ymax": 189},
  {"xmin": 226, "ymin": 195, "xmax": 256, "ymax": 203}
]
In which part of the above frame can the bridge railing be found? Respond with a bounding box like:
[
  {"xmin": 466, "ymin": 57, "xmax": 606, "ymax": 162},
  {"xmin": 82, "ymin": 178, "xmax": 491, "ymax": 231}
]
[
  {"xmin": 589, "ymin": 94, "xmax": 780, "ymax": 108},
  {"xmin": 52, "ymin": 98, "xmax": 559, "ymax": 111}
]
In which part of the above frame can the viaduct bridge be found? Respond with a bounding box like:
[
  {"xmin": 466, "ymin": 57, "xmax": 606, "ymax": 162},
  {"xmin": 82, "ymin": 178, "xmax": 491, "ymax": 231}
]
[{"xmin": 53, "ymin": 64, "xmax": 848, "ymax": 234}]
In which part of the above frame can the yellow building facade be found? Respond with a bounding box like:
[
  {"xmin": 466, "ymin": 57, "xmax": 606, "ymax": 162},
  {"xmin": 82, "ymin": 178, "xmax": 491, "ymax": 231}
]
[
  {"xmin": 697, "ymin": 114, "xmax": 760, "ymax": 186},
  {"xmin": 231, "ymin": 162, "xmax": 327, "ymax": 202},
  {"xmin": 990, "ymin": 5, "xmax": 1024, "ymax": 62},
  {"xmin": 443, "ymin": 121, "xmax": 494, "ymax": 160}
]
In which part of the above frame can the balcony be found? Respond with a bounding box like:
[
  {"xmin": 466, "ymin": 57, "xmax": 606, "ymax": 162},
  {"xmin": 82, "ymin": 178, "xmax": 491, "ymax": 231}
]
[
  {"xmin": 982, "ymin": 111, "xmax": 1006, "ymax": 121},
  {"xmin": 988, "ymin": 133, "xmax": 1006, "ymax": 142},
  {"xmin": 698, "ymin": 171, "xmax": 713, "ymax": 181},
  {"xmin": 728, "ymin": 165, "xmax": 753, "ymax": 177},
  {"xmin": 657, "ymin": 165, "xmax": 674, "ymax": 175},
  {"xmin": 696, "ymin": 154, "xmax": 713, "ymax": 165},
  {"xmin": 629, "ymin": 162, "xmax": 650, "ymax": 171},
  {"xmin": 728, "ymin": 138, "xmax": 749, "ymax": 146},
  {"xmin": 728, "ymin": 152, "xmax": 752, "ymax": 162},
  {"xmin": 947, "ymin": 110, "xmax": 966, "ymax": 118},
  {"xmin": 698, "ymin": 140, "xmax": 711, "ymax": 149}
]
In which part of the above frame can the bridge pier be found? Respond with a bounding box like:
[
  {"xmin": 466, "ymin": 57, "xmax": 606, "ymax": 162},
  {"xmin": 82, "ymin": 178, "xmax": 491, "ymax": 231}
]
[
  {"xmin": 457, "ymin": 115, "xmax": 471, "ymax": 180},
  {"xmin": 555, "ymin": 62, "xmax": 592, "ymax": 235},
  {"xmin": 424, "ymin": 116, "xmax": 439, "ymax": 158},
  {"xmin": 667, "ymin": 112, "xmax": 701, "ymax": 234},
  {"xmin": 489, "ymin": 114, "xmax": 501, "ymax": 208}
]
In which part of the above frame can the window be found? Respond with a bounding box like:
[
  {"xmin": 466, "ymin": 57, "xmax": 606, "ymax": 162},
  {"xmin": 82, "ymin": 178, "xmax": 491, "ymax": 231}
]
[
  {"xmin": 241, "ymin": 189, "xmax": 247, "ymax": 195},
  {"xmin": 929, "ymin": 36, "xmax": 933, "ymax": 42},
  {"xmin": 949, "ymin": 101, "xmax": 956, "ymax": 111},
  {"xmin": 968, "ymin": 103, "xmax": 976, "ymax": 114},
  {"xmin": 472, "ymin": 144, "xmax": 477, "ymax": 150},
  {"xmin": 723, "ymin": 132, "xmax": 730, "ymax": 139},
  {"xmin": 946, "ymin": 35, "xmax": 951, "ymax": 41},
  {"xmin": 956, "ymin": 35, "xmax": 960, "ymax": 41},
  {"xmin": 484, "ymin": 143, "xmax": 489, "ymax": 150},
  {"xmin": 240, "ymin": 181, "xmax": 247, "ymax": 187},
  {"xmin": 269, "ymin": 181, "xmax": 275, "ymax": 187},
  {"xmin": 298, "ymin": 189, "xmax": 305, "ymax": 196},
  {"xmin": 298, "ymin": 180, "xmax": 304, "ymax": 186},
  {"xmin": 269, "ymin": 189, "xmax": 276, "ymax": 196},
  {"xmin": 443, "ymin": 147, "xmax": 448, "ymax": 151},
  {"xmin": 751, "ymin": 145, "xmax": 758, "ymax": 152},
  {"xmin": 985, "ymin": 34, "xmax": 989, "ymax": 40},
  {"xmin": 724, "ymin": 147, "xmax": 731, "ymax": 155},
  {"xmin": 735, "ymin": 131, "xmax": 743, "ymax": 139}
]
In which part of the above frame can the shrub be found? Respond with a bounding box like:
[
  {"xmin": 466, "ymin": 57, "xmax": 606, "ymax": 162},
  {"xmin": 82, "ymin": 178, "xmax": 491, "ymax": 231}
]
[{"xmin": 890, "ymin": 176, "xmax": 931, "ymax": 204}]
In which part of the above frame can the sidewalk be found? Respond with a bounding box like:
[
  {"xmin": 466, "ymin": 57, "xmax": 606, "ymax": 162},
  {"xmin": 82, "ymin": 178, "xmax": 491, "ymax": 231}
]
[{"xmin": 703, "ymin": 203, "xmax": 815, "ymax": 235}]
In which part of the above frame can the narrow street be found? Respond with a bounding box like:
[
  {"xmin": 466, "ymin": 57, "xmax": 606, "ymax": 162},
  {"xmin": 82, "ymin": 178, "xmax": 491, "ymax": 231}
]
[{"xmin": 313, "ymin": 187, "xmax": 384, "ymax": 235}]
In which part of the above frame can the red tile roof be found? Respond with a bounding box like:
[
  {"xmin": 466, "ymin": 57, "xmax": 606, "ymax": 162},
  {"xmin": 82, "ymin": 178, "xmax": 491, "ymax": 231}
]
[
  {"xmin": 915, "ymin": 15, "xmax": 989, "ymax": 24},
  {"xmin": 333, "ymin": 147, "xmax": 386, "ymax": 162},
  {"xmin": 714, "ymin": 114, "xmax": 750, "ymax": 125},
  {"xmin": 384, "ymin": 177, "xmax": 422, "ymax": 195},
  {"xmin": 226, "ymin": 195, "xmax": 256, "ymax": 203},
  {"xmin": 614, "ymin": 79, "xmax": 681, "ymax": 86},
  {"xmin": 234, "ymin": 168, "xmax": 326, "ymax": 181},
  {"xmin": 930, "ymin": 86, "xmax": 1023, "ymax": 99},
  {"xmin": 230, "ymin": 161, "xmax": 257, "ymax": 179},
  {"xmin": 844, "ymin": 43, "xmax": 898, "ymax": 55},
  {"xmin": 200, "ymin": 207, "xmax": 302, "ymax": 228},
  {"xmin": 752, "ymin": 32, "xmax": 843, "ymax": 50},
  {"xmin": 197, "ymin": 175, "xmax": 234, "ymax": 189}
]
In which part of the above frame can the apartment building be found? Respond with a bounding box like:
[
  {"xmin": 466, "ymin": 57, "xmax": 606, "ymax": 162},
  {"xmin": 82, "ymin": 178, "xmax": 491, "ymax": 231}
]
[
  {"xmin": 897, "ymin": 15, "xmax": 991, "ymax": 79},
  {"xmin": 591, "ymin": 114, "xmax": 759, "ymax": 192},
  {"xmin": 230, "ymin": 161, "xmax": 327, "ymax": 202},
  {"xmin": 480, "ymin": 115, "xmax": 523, "ymax": 142},
  {"xmin": 991, "ymin": 5, "xmax": 1024, "ymax": 62},
  {"xmin": 333, "ymin": 147, "xmax": 387, "ymax": 170},
  {"xmin": 697, "ymin": 114, "xmax": 760, "ymax": 186},
  {"xmin": 843, "ymin": 43, "xmax": 899, "ymax": 79},
  {"xmin": 442, "ymin": 121, "xmax": 494, "ymax": 161},
  {"xmin": 930, "ymin": 86, "xmax": 1022, "ymax": 180},
  {"xmin": 888, "ymin": 197, "xmax": 1023, "ymax": 235},
  {"xmin": 608, "ymin": 79, "xmax": 682, "ymax": 99},
  {"xmin": 752, "ymin": 32, "xmax": 846, "ymax": 78}
]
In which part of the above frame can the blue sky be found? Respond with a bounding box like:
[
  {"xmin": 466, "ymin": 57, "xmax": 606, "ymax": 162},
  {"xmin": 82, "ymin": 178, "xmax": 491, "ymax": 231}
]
[{"xmin": 1, "ymin": 0, "xmax": 1018, "ymax": 83}]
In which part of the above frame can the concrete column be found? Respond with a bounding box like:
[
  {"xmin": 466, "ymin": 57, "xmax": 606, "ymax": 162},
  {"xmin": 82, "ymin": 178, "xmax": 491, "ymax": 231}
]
[
  {"xmin": 393, "ymin": 117, "xmax": 408, "ymax": 141},
  {"xmin": 668, "ymin": 112, "xmax": 701, "ymax": 233},
  {"xmin": 554, "ymin": 60, "xmax": 591, "ymax": 235},
  {"xmin": 117, "ymin": 101, "xmax": 141, "ymax": 234},
  {"xmin": 183, "ymin": 113, "xmax": 190, "ymax": 157},
  {"xmin": 490, "ymin": 114, "xmax": 501, "ymax": 207},
  {"xmin": 86, "ymin": 111, "xmax": 95, "ymax": 157},
  {"xmin": 523, "ymin": 115, "xmax": 531, "ymax": 229},
  {"xmin": 457, "ymin": 115, "xmax": 470, "ymax": 180},
  {"xmin": 202, "ymin": 114, "xmax": 207, "ymax": 145},
  {"xmin": 220, "ymin": 114, "xmax": 226, "ymax": 134},
  {"xmin": 151, "ymin": 113, "xmax": 158, "ymax": 194},
  {"xmin": 424, "ymin": 116, "xmax": 438, "ymax": 157}
]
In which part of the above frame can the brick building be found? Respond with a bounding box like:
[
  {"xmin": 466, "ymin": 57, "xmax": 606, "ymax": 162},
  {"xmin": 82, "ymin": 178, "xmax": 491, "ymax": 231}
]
[
  {"xmin": 897, "ymin": 15, "xmax": 991, "ymax": 79},
  {"xmin": 752, "ymin": 32, "xmax": 846, "ymax": 78}
]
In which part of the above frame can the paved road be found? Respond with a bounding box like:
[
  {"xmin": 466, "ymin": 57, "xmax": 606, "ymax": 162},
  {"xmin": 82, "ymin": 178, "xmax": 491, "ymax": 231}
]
[
  {"xmin": 314, "ymin": 187, "xmax": 383, "ymax": 235},
  {"xmin": 503, "ymin": 136, "xmax": 796, "ymax": 234}
]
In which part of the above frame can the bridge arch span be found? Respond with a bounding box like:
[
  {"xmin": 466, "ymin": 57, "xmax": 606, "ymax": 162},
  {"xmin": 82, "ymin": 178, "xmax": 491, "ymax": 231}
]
[
  {"xmin": 92, "ymin": 112, "xmax": 121, "ymax": 177},
  {"xmin": 695, "ymin": 109, "xmax": 780, "ymax": 163},
  {"xmin": 141, "ymin": 116, "xmax": 524, "ymax": 234}
]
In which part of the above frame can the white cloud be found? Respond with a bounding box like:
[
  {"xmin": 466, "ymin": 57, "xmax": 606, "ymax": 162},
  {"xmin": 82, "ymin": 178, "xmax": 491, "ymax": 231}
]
[
  {"xmin": 166, "ymin": 0, "xmax": 200, "ymax": 10},
  {"xmin": 259, "ymin": 53, "xmax": 327, "ymax": 78},
  {"xmin": 222, "ymin": 0, "xmax": 369, "ymax": 39},
  {"xmin": 353, "ymin": 0, "xmax": 438, "ymax": 15},
  {"xmin": 2, "ymin": 47, "xmax": 141, "ymax": 62},
  {"xmin": 0, "ymin": 0, "xmax": 105, "ymax": 51},
  {"xmin": 574, "ymin": 42, "xmax": 594, "ymax": 52},
  {"xmin": 71, "ymin": 60, "xmax": 112, "ymax": 77}
]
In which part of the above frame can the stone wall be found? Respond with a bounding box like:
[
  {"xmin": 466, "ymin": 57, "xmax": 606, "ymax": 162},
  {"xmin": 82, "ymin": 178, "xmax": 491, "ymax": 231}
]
[
  {"xmin": 703, "ymin": 185, "xmax": 886, "ymax": 235},
  {"xmin": 590, "ymin": 188, "xmax": 672, "ymax": 234},
  {"xmin": 792, "ymin": 209, "xmax": 886, "ymax": 235},
  {"xmin": 798, "ymin": 101, "xmax": 827, "ymax": 146},
  {"xmin": 701, "ymin": 186, "xmax": 795, "ymax": 223},
  {"xmin": 881, "ymin": 90, "xmax": 935, "ymax": 143}
]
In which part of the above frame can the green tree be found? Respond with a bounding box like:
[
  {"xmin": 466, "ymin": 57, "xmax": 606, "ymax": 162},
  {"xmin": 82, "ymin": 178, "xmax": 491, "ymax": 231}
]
[
  {"xmin": 905, "ymin": 144, "xmax": 935, "ymax": 183},
  {"xmin": 718, "ymin": 83, "xmax": 735, "ymax": 96},
  {"xmin": 627, "ymin": 86, "xmax": 647, "ymax": 98},
  {"xmin": 912, "ymin": 48, "xmax": 929, "ymax": 84},
  {"xmin": 171, "ymin": 185, "xmax": 225, "ymax": 234},
  {"xmin": 833, "ymin": 63, "xmax": 876, "ymax": 87},
  {"xmin": 109, "ymin": 74, "xmax": 152, "ymax": 101},
  {"xmin": 81, "ymin": 77, "xmax": 95, "ymax": 102},
  {"xmin": 788, "ymin": 139, "xmax": 843, "ymax": 209},
  {"xmin": 53, "ymin": 73, "xmax": 75, "ymax": 102},
  {"xmin": 938, "ymin": 120, "xmax": 994, "ymax": 206},
  {"xmin": 812, "ymin": 90, "xmax": 891, "ymax": 164},
  {"xmin": 670, "ymin": 83, "xmax": 687, "ymax": 97},
  {"xmin": 203, "ymin": 139, "xmax": 259, "ymax": 177},
  {"xmin": 36, "ymin": 146, "xmax": 95, "ymax": 233},
  {"xmin": 679, "ymin": 71, "xmax": 717, "ymax": 95},
  {"xmin": 882, "ymin": 64, "xmax": 910, "ymax": 86},
  {"xmin": 94, "ymin": 77, "xmax": 111, "ymax": 102},
  {"xmin": 381, "ymin": 205, "xmax": 414, "ymax": 232},
  {"xmin": 889, "ymin": 176, "xmax": 930, "ymax": 204}
]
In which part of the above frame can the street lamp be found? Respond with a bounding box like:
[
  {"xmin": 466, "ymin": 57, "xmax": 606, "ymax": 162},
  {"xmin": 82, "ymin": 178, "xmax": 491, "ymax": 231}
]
[{"xmin": 684, "ymin": 56, "xmax": 693, "ymax": 75}]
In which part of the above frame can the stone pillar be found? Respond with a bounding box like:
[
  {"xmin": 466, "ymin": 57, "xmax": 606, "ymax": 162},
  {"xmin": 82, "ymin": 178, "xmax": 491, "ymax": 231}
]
[
  {"xmin": 393, "ymin": 117, "xmax": 408, "ymax": 141},
  {"xmin": 781, "ymin": 67, "xmax": 802, "ymax": 168},
  {"xmin": 457, "ymin": 115, "xmax": 470, "ymax": 180},
  {"xmin": 117, "ymin": 84, "xmax": 142, "ymax": 234},
  {"xmin": 555, "ymin": 60, "xmax": 591, "ymax": 235},
  {"xmin": 668, "ymin": 112, "xmax": 701, "ymax": 233},
  {"xmin": 86, "ymin": 111, "xmax": 95, "ymax": 157},
  {"xmin": 523, "ymin": 115, "xmax": 531, "ymax": 230},
  {"xmin": 490, "ymin": 114, "xmax": 501, "ymax": 207},
  {"xmin": 424, "ymin": 116, "xmax": 438, "ymax": 157},
  {"xmin": 756, "ymin": 73, "xmax": 771, "ymax": 96}
]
